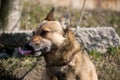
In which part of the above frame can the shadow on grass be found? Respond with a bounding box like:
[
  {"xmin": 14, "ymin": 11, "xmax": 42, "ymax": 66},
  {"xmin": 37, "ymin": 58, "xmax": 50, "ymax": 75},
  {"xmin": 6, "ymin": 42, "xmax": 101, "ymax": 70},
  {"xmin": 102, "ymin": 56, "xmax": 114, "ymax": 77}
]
[{"xmin": 0, "ymin": 62, "xmax": 20, "ymax": 80}]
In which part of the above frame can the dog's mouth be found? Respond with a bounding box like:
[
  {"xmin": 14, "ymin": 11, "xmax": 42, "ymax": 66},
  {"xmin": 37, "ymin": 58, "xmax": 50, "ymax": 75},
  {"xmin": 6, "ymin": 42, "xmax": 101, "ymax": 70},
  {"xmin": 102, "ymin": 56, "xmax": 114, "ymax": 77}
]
[
  {"xmin": 18, "ymin": 42, "xmax": 52, "ymax": 56},
  {"xmin": 18, "ymin": 47, "xmax": 42, "ymax": 56},
  {"xmin": 18, "ymin": 47, "xmax": 31, "ymax": 54}
]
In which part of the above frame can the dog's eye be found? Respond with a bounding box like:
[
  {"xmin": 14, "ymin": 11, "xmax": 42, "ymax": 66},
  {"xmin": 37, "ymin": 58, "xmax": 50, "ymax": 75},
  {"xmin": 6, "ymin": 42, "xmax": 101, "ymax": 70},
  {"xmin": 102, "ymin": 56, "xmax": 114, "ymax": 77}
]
[
  {"xmin": 40, "ymin": 30, "xmax": 49, "ymax": 36},
  {"xmin": 33, "ymin": 31, "xmax": 35, "ymax": 35}
]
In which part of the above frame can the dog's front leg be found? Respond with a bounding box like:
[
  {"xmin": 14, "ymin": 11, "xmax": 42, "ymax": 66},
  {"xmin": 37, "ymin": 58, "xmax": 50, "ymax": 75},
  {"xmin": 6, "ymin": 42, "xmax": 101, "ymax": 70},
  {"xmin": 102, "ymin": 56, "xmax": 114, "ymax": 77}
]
[
  {"xmin": 42, "ymin": 69, "xmax": 57, "ymax": 80},
  {"xmin": 65, "ymin": 72, "xmax": 76, "ymax": 80}
]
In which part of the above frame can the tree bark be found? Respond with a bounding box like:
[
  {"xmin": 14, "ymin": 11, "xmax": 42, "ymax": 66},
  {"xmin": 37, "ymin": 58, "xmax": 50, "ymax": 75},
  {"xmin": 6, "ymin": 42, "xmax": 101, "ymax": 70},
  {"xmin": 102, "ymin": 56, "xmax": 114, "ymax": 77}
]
[
  {"xmin": 0, "ymin": 0, "xmax": 24, "ymax": 32},
  {"xmin": 0, "ymin": 31, "xmax": 32, "ymax": 50}
]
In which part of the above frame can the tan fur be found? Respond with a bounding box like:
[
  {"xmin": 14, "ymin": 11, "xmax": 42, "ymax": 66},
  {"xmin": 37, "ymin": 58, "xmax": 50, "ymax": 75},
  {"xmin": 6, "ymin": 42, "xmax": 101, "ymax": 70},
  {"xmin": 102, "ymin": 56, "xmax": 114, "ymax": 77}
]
[{"xmin": 31, "ymin": 8, "xmax": 98, "ymax": 80}]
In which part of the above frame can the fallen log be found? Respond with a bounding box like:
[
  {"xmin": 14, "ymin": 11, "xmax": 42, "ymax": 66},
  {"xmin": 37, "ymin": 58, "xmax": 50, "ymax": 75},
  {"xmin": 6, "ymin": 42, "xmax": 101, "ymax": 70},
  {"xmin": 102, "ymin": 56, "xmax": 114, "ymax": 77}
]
[
  {"xmin": 0, "ymin": 30, "xmax": 32, "ymax": 50},
  {"xmin": 73, "ymin": 27, "xmax": 120, "ymax": 53},
  {"xmin": 0, "ymin": 27, "xmax": 120, "ymax": 53}
]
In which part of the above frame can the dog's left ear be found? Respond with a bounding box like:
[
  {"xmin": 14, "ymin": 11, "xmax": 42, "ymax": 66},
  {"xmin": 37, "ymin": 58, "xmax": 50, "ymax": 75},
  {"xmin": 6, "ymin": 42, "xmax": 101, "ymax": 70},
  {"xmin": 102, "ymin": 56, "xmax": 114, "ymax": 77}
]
[
  {"xmin": 59, "ymin": 12, "xmax": 70, "ymax": 30},
  {"xmin": 44, "ymin": 7, "xmax": 55, "ymax": 21}
]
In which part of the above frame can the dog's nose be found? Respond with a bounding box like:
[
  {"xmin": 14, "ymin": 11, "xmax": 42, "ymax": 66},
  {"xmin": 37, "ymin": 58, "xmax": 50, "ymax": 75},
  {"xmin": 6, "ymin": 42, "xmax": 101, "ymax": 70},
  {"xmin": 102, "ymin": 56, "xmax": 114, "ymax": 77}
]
[
  {"xmin": 44, "ymin": 47, "xmax": 48, "ymax": 51},
  {"xmin": 24, "ymin": 42, "xmax": 34, "ymax": 51}
]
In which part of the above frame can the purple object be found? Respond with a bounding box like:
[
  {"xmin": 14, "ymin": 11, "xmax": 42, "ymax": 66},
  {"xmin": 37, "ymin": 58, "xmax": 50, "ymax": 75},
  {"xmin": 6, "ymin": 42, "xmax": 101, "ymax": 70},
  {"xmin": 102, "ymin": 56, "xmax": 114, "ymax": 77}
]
[{"xmin": 18, "ymin": 47, "xmax": 32, "ymax": 55}]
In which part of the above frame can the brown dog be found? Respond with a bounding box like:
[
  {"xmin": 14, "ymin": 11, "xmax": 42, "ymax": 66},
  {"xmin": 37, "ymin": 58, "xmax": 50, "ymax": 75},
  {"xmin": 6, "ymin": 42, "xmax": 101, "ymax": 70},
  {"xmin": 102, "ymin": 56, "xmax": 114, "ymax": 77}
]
[{"xmin": 21, "ymin": 8, "xmax": 98, "ymax": 80}]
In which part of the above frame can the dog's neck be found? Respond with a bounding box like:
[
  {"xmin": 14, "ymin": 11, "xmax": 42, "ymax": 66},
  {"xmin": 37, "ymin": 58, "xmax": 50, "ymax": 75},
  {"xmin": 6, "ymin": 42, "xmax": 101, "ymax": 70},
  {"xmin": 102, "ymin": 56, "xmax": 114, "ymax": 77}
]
[{"xmin": 44, "ymin": 29, "xmax": 83, "ymax": 67}]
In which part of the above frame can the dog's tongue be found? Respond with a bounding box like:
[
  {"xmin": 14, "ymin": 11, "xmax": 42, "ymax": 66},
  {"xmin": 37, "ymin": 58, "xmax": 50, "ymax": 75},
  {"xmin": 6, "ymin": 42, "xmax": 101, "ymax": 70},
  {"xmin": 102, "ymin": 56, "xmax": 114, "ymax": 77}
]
[{"xmin": 18, "ymin": 47, "xmax": 32, "ymax": 55}]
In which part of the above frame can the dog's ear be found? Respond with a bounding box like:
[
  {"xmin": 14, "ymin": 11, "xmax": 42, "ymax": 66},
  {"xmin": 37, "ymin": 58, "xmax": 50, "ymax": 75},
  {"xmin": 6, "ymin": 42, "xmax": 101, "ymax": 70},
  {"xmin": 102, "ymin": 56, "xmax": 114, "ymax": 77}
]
[
  {"xmin": 59, "ymin": 12, "xmax": 70, "ymax": 30},
  {"xmin": 44, "ymin": 7, "xmax": 55, "ymax": 21}
]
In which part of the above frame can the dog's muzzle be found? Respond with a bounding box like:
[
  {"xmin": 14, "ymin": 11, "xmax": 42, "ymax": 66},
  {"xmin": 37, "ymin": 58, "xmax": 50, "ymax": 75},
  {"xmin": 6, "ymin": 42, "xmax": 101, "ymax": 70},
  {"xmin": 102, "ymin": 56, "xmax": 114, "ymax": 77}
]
[{"xmin": 18, "ymin": 42, "xmax": 51, "ymax": 56}]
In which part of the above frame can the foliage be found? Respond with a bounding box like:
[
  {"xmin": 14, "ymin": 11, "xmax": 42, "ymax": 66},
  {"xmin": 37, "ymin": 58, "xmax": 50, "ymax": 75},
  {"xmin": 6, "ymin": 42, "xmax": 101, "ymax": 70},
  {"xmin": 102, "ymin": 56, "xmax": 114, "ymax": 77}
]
[
  {"xmin": 21, "ymin": 2, "xmax": 51, "ymax": 29},
  {"xmin": 88, "ymin": 49, "xmax": 102, "ymax": 61}
]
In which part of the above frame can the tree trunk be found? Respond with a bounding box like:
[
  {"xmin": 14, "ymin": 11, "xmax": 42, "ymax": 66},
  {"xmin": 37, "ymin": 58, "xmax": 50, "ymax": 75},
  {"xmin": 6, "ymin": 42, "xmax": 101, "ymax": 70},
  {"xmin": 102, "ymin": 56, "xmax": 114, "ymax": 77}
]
[{"xmin": 0, "ymin": 0, "xmax": 24, "ymax": 32}]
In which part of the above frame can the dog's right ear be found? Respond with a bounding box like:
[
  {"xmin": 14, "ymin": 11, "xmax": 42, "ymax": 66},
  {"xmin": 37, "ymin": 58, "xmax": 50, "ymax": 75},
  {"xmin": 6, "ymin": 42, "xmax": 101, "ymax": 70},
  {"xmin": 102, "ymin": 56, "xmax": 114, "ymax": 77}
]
[
  {"xmin": 44, "ymin": 7, "xmax": 55, "ymax": 21},
  {"xmin": 59, "ymin": 12, "xmax": 70, "ymax": 30}
]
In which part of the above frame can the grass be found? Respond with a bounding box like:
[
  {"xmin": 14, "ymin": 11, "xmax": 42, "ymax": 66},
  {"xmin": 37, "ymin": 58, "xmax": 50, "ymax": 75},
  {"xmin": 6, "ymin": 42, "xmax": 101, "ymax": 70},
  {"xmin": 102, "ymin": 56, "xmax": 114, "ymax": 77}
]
[
  {"xmin": 21, "ymin": 2, "xmax": 120, "ymax": 29},
  {"xmin": 21, "ymin": 2, "xmax": 51, "ymax": 29},
  {"xmin": 89, "ymin": 46, "xmax": 120, "ymax": 80},
  {"xmin": 0, "ymin": 47, "xmax": 119, "ymax": 80},
  {"xmin": 0, "ymin": 56, "xmax": 44, "ymax": 79},
  {"xmin": 96, "ymin": 51, "xmax": 120, "ymax": 80},
  {"xmin": 88, "ymin": 49, "xmax": 102, "ymax": 61}
]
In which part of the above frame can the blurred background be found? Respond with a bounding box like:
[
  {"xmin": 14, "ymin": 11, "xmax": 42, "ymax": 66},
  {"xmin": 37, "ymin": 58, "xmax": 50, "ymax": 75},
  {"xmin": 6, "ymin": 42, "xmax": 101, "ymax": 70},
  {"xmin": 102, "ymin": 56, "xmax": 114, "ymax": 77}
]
[
  {"xmin": 35, "ymin": 0, "xmax": 120, "ymax": 11},
  {"xmin": 0, "ymin": 0, "xmax": 120, "ymax": 32}
]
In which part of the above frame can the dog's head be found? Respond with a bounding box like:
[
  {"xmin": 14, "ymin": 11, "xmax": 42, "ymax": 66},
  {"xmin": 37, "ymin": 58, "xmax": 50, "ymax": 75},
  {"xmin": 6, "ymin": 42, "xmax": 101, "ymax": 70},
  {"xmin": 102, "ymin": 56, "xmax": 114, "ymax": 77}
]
[{"xmin": 19, "ymin": 8, "xmax": 70, "ymax": 56}]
